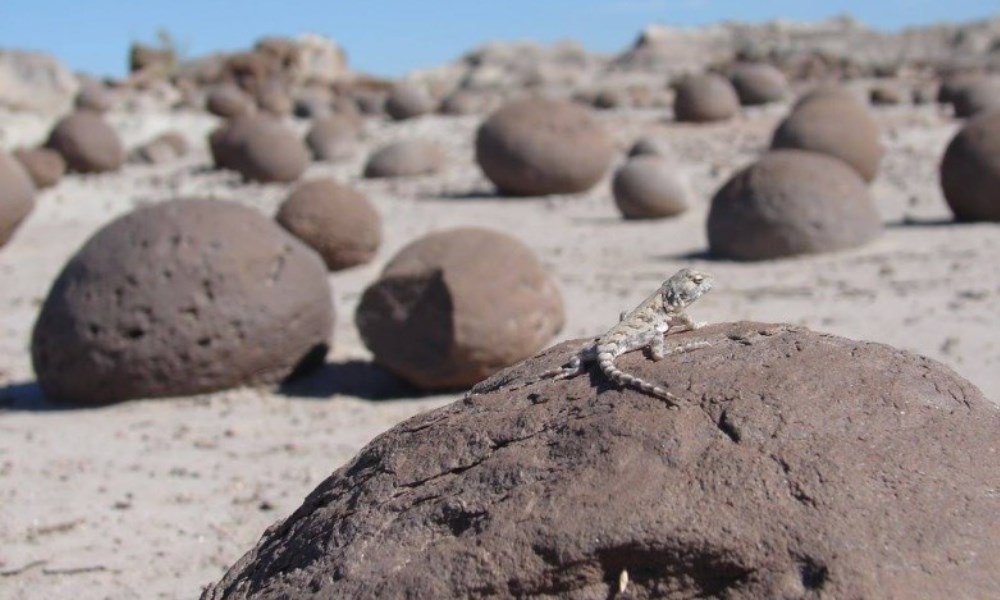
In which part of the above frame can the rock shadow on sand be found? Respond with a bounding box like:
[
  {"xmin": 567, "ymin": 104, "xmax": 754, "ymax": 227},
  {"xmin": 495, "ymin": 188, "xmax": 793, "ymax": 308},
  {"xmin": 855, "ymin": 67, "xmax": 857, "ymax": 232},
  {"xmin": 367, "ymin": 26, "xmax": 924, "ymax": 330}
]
[{"xmin": 279, "ymin": 360, "xmax": 423, "ymax": 401}]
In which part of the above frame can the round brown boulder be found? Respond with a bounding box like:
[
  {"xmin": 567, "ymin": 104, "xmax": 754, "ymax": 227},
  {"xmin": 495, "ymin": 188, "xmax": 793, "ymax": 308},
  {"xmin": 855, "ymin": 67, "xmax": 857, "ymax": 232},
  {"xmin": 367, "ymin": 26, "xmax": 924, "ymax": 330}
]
[
  {"xmin": 384, "ymin": 83, "xmax": 436, "ymax": 121},
  {"xmin": 439, "ymin": 90, "xmax": 497, "ymax": 116},
  {"xmin": 0, "ymin": 151, "xmax": 36, "ymax": 248},
  {"xmin": 74, "ymin": 83, "xmax": 114, "ymax": 113},
  {"xmin": 31, "ymin": 198, "xmax": 333, "ymax": 405},
  {"xmin": 708, "ymin": 150, "xmax": 882, "ymax": 260},
  {"xmin": 729, "ymin": 63, "xmax": 789, "ymax": 106},
  {"xmin": 206, "ymin": 85, "xmax": 256, "ymax": 118},
  {"xmin": 209, "ymin": 114, "xmax": 309, "ymax": 182},
  {"xmin": 475, "ymin": 97, "xmax": 614, "ymax": 196},
  {"xmin": 948, "ymin": 77, "xmax": 1000, "ymax": 118},
  {"xmin": 203, "ymin": 322, "xmax": 1000, "ymax": 599},
  {"xmin": 612, "ymin": 156, "xmax": 689, "ymax": 219},
  {"xmin": 256, "ymin": 84, "xmax": 293, "ymax": 117},
  {"xmin": 305, "ymin": 115, "xmax": 361, "ymax": 162},
  {"xmin": 363, "ymin": 140, "xmax": 445, "ymax": 179},
  {"xmin": 13, "ymin": 147, "xmax": 65, "ymax": 189},
  {"xmin": 771, "ymin": 93, "xmax": 882, "ymax": 182},
  {"xmin": 673, "ymin": 73, "xmax": 741, "ymax": 122},
  {"xmin": 940, "ymin": 110, "xmax": 1000, "ymax": 221},
  {"xmin": 276, "ymin": 178, "xmax": 381, "ymax": 271},
  {"xmin": 44, "ymin": 111, "xmax": 125, "ymax": 173},
  {"xmin": 354, "ymin": 227, "xmax": 564, "ymax": 390}
]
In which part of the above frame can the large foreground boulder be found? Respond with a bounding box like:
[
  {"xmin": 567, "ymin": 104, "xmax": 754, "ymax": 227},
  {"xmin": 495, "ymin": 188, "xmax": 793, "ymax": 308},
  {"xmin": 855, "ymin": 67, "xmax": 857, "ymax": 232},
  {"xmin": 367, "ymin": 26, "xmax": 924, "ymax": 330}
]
[
  {"xmin": 708, "ymin": 150, "xmax": 882, "ymax": 260},
  {"xmin": 31, "ymin": 199, "xmax": 333, "ymax": 404},
  {"xmin": 355, "ymin": 227, "xmax": 564, "ymax": 390},
  {"xmin": 0, "ymin": 151, "xmax": 36, "ymax": 248},
  {"xmin": 940, "ymin": 110, "xmax": 1000, "ymax": 221},
  {"xmin": 203, "ymin": 322, "xmax": 1000, "ymax": 599},
  {"xmin": 475, "ymin": 97, "xmax": 614, "ymax": 196}
]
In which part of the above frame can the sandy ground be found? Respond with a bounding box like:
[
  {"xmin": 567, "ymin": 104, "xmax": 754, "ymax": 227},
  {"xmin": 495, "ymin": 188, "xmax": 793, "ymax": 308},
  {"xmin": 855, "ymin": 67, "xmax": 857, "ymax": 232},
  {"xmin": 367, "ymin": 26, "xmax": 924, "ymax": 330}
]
[{"xmin": 1, "ymin": 98, "xmax": 997, "ymax": 598}]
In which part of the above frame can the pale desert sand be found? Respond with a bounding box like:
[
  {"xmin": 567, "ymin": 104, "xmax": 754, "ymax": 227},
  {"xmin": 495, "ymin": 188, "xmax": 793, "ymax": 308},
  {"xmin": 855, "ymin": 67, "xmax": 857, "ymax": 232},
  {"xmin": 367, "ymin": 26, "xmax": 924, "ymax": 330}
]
[{"xmin": 0, "ymin": 97, "xmax": 997, "ymax": 598}]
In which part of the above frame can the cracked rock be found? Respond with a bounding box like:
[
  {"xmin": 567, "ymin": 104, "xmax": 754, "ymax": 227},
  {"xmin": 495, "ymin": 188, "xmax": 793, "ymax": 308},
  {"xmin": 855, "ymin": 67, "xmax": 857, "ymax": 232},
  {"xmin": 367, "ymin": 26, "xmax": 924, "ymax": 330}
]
[
  {"xmin": 31, "ymin": 198, "xmax": 333, "ymax": 404},
  {"xmin": 203, "ymin": 321, "xmax": 1000, "ymax": 599}
]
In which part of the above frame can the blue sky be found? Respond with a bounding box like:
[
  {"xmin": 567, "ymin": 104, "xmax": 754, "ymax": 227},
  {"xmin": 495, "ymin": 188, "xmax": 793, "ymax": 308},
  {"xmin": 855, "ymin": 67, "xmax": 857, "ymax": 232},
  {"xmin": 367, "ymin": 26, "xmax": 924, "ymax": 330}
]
[{"xmin": 0, "ymin": 1, "xmax": 996, "ymax": 78}]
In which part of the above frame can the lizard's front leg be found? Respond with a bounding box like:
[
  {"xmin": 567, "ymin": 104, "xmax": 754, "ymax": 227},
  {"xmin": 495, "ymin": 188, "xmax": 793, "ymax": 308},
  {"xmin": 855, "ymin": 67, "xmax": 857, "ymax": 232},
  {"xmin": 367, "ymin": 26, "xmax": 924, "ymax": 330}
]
[{"xmin": 649, "ymin": 333, "xmax": 666, "ymax": 361}]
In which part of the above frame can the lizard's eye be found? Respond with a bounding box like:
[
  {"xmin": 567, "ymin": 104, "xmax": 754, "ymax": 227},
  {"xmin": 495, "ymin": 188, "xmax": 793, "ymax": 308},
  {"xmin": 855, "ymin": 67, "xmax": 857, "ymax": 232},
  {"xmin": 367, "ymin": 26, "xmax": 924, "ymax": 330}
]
[{"xmin": 692, "ymin": 275, "xmax": 703, "ymax": 283}]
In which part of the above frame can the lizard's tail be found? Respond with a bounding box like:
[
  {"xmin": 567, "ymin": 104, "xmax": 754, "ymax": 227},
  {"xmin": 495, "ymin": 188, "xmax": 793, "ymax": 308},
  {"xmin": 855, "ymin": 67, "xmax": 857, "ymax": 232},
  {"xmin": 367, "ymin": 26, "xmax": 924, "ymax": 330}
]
[{"xmin": 597, "ymin": 352, "xmax": 678, "ymax": 405}]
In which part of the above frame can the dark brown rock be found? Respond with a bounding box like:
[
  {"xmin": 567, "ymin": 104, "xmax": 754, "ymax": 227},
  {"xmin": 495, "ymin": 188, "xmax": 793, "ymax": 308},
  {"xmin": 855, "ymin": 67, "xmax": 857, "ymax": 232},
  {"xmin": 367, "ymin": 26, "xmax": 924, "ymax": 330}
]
[
  {"xmin": 355, "ymin": 227, "xmax": 564, "ymax": 390},
  {"xmin": 673, "ymin": 73, "xmax": 740, "ymax": 122},
  {"xmin": 869, "ymin": 83, "xmax": 905, "ymax": 105},
  {"xmin": 13, "ymin": 147, "xmax": 65, "ymax": 189},
  {"xmin": 209, "ymin": 114, "xmax": 309, "ymax": 182},
  {"xmin": 276, "ymin": 178, "xmax": 381, "ymax": 271},
  {"xmin": 206, "ymin": 84, "xmax": 256, "ymax": 118},
  {"xmin": 940, "ymin": 110, "xmax": 1000, "ymax": 221},
  {"xmin": 384, "ymin": 83, "xmax": 436, "ymax": 121},
  {"xmin": 612, "ymin": 156, "xmax": 689, "ymax": 219},
  {"xmin": 31, "ymin": 198, "xmax": 333, "ymax": 405},
  {"xmin": 729, "ymin": 63, "xmax": 788, "ymax": 106},
  {"xmin": 305, "ymin": 115, "xmax": 361, "ymax": 162},
  {"xmin": 363, "ymin": 140, "xmax": 445, "ymax": 179},
  {"xmin": 256, "ymin": 84, "xmax": 293, "ymax": 117},
  {"xmin": 771, "ymin": 93, "xmax": 882, "ymax": 182},
  {"xmin": 708, "ymin": 150, "xmax": 882, "ymax": 260},
  {"xmin": 44, "ymin": 111, "xmax": 125, "ymax": 173},
  {"xmin": 948, "ymin": 77, "xmax": 1000, "ymax": 118},
  {"xmin": 203, "ymin": 321, "xmax": 1000, "ymax": 599},
  {"xmin": 475, "ymin": 97, "xmax": 614, "ymax": 196},
  {"xmin": 0, "ymin": 151, "xmax": 36, "ymax": 248}
]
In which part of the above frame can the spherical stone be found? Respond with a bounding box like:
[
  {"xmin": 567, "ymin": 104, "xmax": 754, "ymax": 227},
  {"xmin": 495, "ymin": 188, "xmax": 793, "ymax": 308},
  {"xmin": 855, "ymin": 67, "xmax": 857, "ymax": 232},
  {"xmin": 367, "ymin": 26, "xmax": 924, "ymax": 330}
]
[
  {"xmin": 74, "ymin": 83, "xmax": 114, "ymax": 113},
  {"xmin": 206, "ymin": 84, "xmax": 256, "ymax": 118},
  {"xmin": 869, "ymin": 83, "xmax": 905, "ymax": 105},
  {"xmin": 793, "ymin": 84, "xmax": 866, "ymax": 109},
  {"xmin": 475, "ymin": 97, "xmax": 614, "ymax": 196},
  {"xmin": 305, "ymin": 115, "xmax": 361, "ymax": 162},
  {"xmin": 203, "ymin": 321, "xmax": 1000, "ymax": 599},
  {"xmin": 730, "ymin": 63, "xmax": 789, "ymax": 106},
  {"xmin": 0, "ymin": 151, "xmax": 36, "ymax": 248},
  {"xmin": 13, "ymin": 147, "xmax": 65, "ymax": 189},
  {"xmin": 363, "ymin": 140, "xmax": 445, "ymax": 179},
  {"xmin": 276, "ymin": 178, "xmax": 381, "ymax": 271},
  {"xmin": 44, "ymin": 111, "xmax": 125, "ymax": 173},
  {"xmin": 673, "ymin": 74, "xmax": 741, "ymax": 122},
  {"xmin": 771, "ymin": 94, "xmax": 882, "ymax": 182},
  {"xmin": 384, "ymin": 83, "xmax": 436, "ymax": 121},
  {"xmin": 627, "ymin": 135, "xmax": 672, "ymax": 159},
  {"xmin": 611, "ymin": 156, "xmax": 689, "ymax": 220},
  {"xmin": 940, "ymin": 110, "xmax": 1000, "ymax": 221},
  {"xmin": 707, "ymin": 150, "xmax": 883, "ymax": 260},
  {"xmin": 355, "ymin": 227, "xmax": 564, "ymax": 390},
  {"xmin": 209, "ymin": 114, "xmax": 309, "ymax": 183},
  {"xmin": 949, "ymin": 77, "xmax": 1000, "ymax": 118},
  {"xmin": 31, "ymin": 198, "xmax": 333, "ymax": 404},
  {"xmin": 257, "ymin": 85, "xmax": 294, "ymax": 116}
]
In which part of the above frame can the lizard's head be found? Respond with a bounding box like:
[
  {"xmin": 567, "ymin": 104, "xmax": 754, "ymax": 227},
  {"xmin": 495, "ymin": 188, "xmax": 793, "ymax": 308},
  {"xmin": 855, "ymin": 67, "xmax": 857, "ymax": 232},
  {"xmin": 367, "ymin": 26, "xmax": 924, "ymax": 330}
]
[{"xmin": 661, "ymin": 268, "xmax": 713, "ymax": 309}]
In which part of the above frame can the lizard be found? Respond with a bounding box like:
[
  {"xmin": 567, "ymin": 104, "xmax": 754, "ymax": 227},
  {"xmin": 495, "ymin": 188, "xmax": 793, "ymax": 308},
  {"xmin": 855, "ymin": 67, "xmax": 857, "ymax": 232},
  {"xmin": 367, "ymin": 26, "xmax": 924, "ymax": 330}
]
[{"xmin": 502, "ymin": 267, "xmax": 714, "ymax": 405}]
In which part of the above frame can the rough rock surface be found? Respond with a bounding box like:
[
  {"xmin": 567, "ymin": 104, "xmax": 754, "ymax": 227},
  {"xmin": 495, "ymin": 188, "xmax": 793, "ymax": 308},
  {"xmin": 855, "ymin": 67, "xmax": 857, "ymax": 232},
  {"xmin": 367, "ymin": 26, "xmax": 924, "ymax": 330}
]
[
  {"xmin": 355, "ymin": 227, "xmax": 564, "ymax": 390},
  {"xmin": 771, "ymin": 93, "xmax": 882, "ymax": 182},
  {"xmin": 673, "ymin": 73, "xmax": 741, "ymax": 122},
  {"xmin": 708, "ymin": 150, "xmax": 882, "ymax": 260},
  {"xmin": 12, "ymin": 147, "xmax": 65, "ymax": 189},
  {"xmin": 475, "ymin": 97, "xmax": 614, "ymax": 196},
  {"xmin": 0, "ymin": 50, "xmax": 79, "ymax": 114},
  {"xmin": 31, "ymin": 199, "xmax": 333, "ymax": 404},
  {"xmin": 363, "ymin": 140, "xmax": 445, "ymax": 179},
  {"xmin": 44, "ymin": 111, "xmax": 125, "ymax": 173},
  {"xmin": 940, "ymin": 110, "xmax": 1000, "ymax": 221},
  {"xmin": 276, "ymin": 178, "xmax": 381, "ymax": 271},
  {"xmin": 0, "ymin": 151, "xmax": 36, "ymax": 248},
  {"xmin": 202, "ymin": 321, "xmax": 1000, "ymax": 599},
  {"xmin": 611, "ymin": 156, "xmax": 689, "ymax": 219}
]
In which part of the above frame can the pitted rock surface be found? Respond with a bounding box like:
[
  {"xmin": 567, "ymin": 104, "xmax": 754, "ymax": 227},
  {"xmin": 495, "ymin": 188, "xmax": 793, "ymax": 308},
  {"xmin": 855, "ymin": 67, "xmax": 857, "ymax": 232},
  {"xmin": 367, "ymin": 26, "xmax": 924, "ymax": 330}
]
[
  {"xmin": 31, "ymin": 198, "xmax": 333, "ymax": 404},
  {"xmin": 203, "ymin": 322, "xmax": 1000, "ymax": 599}
]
